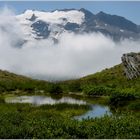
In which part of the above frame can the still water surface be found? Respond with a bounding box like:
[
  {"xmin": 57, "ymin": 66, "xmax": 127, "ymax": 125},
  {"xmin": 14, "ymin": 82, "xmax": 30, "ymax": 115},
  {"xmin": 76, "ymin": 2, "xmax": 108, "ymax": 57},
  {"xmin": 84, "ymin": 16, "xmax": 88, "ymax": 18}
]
[
  {"xmin": 5, "ymin": 95, "xmax": 111, "ymax": 119},
  {"xmin": 5, "ymin": 95, "xmax": 86, "ymax": 105},
  {"xmin": 74, "ymin": 105, "xmax": 111, "ymax": 120}
]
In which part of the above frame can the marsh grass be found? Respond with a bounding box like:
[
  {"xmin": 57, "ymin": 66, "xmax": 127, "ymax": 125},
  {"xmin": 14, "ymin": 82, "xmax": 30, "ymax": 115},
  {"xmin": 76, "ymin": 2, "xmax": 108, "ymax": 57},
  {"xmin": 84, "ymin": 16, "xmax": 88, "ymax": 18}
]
[
  {"xmin": 0, "ymin": 103, "xmax": 139, "ymax": 139},
  {"xmin": 0, "ymin": 94, "xmax": 140, "ymax": 139}
]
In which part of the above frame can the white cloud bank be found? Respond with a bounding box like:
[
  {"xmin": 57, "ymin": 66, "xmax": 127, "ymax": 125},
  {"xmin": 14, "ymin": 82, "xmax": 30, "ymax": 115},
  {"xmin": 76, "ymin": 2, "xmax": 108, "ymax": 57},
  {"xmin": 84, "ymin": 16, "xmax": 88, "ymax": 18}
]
[{"xmin": 0, "ymin": 7, "xmax": 140, "ymax": 81}]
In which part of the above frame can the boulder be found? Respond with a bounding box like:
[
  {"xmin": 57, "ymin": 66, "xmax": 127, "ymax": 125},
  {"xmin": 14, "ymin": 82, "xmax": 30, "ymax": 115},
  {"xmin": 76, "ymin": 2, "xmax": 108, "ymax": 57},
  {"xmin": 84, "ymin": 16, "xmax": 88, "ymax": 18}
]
[{"xmin": 121, "ymin": 52, "xmax": 140, "ymax": 79}]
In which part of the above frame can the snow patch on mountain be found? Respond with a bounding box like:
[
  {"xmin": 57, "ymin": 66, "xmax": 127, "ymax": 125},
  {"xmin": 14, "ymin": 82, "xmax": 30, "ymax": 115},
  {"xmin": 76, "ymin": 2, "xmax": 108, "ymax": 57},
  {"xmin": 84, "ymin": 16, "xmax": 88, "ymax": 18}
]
[
  {"xmin": 16, "ymin": 9, "xmax": 85, "ymax": 25},
  {"xmin": 14, "ymin": 8, "xmax": 140, "ymax": 42},
  {"xmin": 16, "ymin": 9, "xmax": 85, "ymax": 40}
]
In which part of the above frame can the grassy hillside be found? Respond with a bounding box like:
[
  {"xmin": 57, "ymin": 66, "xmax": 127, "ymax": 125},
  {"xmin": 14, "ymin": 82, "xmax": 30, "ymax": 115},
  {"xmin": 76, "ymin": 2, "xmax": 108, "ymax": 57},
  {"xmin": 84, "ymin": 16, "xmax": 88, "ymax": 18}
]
[
  {"xmin": 0, "ymin": 63, "xmax": 140, "ymax": 97},
  {"xmin": 0, "ymin": 70, "xmax": 32, "ymax": 82},
  {"xmin": 81, "ymin": 64, "xmax": 140, "ymax": 90},
  {"xmin": 0, "ymin": 70, "xmax": 51, "ymax": 93},
  {"xmin": 60, "ymin": 64, "xmax": 140, "ymax": 98}
]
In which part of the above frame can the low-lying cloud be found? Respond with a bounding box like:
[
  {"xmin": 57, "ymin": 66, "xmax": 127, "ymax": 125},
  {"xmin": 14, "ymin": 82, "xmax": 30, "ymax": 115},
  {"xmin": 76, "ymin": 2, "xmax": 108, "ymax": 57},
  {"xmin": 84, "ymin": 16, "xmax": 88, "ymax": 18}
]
[{"xmin": 0, "ymin": 7, "xmax": 140, "ymax": 81}]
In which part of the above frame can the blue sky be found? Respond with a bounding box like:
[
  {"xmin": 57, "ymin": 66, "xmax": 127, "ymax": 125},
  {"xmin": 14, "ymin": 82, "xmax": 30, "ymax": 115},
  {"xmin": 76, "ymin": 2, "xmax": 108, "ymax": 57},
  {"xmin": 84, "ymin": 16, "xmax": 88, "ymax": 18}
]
[{"xmin": 0, "ymin": 1, "xmax": 140, "ymax": 24}]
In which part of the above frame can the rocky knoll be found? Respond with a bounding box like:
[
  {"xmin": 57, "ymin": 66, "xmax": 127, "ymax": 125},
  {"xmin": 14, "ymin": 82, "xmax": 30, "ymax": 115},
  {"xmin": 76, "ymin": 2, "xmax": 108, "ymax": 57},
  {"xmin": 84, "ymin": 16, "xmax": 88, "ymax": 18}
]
[{"xmin": 121, "ymin": 52, "xmax": 140, "ymax": 79}]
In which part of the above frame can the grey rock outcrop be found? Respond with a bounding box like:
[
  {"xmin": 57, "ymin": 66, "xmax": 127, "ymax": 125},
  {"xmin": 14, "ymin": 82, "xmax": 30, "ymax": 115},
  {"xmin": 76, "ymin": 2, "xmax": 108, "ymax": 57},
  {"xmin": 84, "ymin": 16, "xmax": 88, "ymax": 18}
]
[{"xmin": 121, "ymin": 52, "xmax": 140, "ymax": 79}]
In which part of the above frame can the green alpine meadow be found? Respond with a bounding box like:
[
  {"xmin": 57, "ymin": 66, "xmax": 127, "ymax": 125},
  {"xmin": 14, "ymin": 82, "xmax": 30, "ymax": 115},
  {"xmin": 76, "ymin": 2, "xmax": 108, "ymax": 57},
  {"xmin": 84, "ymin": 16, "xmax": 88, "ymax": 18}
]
[{"xmin": 0, "ymin": 62, "xmax": 140, "ymax": 139}]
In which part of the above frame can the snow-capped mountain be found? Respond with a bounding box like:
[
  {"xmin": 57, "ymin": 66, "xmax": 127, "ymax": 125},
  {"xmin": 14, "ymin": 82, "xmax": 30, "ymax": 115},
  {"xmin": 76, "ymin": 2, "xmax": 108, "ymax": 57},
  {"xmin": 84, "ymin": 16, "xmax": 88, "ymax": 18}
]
[{"xmin": 16, "ymin": 8, "xmax": 140, "ymax": 42}]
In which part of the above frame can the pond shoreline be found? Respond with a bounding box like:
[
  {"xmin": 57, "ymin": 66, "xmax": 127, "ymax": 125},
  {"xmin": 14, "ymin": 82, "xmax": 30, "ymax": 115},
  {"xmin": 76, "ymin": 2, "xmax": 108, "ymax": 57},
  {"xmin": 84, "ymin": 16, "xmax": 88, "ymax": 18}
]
[{"xmin": 3, "ymin": 94, "xmax": 112, "ymax": 120}]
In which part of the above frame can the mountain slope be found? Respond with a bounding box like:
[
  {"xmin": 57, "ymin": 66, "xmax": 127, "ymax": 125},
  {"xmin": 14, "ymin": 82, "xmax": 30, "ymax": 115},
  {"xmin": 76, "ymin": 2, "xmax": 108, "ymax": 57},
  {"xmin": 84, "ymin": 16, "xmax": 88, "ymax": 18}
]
[
  {"xmin": 60, "ymin": 64, "xmax": 140, "ymax": 94},
  {"xmin": 15, "ymin": 8, "xmax": 140, "ymax": 43},
  {"xmin": 96, "ymin": 11, "xmax": 138, "ymax": 33},
  {"xmin": 81, "ymin": 64, "xmax": 140, "ymax": 90},
  {"xmin": 0, "ymin": 69, "xmax": 50, "ymax": 93},
  {"xmin": 0, "ymin": 63, "xmax": 140, "ymax": 95}
]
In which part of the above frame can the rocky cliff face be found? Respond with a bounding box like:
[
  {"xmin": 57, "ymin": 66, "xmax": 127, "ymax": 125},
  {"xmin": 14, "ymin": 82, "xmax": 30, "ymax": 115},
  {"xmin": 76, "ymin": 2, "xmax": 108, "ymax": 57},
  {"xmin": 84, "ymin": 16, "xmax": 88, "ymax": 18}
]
[{"xmin": 121, "ymin": 52, "xmax": 140, "ymax": 79}]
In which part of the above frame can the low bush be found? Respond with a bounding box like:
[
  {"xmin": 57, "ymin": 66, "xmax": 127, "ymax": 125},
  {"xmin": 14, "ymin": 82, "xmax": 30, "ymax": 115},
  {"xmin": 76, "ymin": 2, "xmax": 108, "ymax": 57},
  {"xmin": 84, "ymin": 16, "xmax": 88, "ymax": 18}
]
[
  {"xmin": 0, "ymin": 110, "xmax": 139, "ymax": 139},
  {"xmin": 45, "ymin": 84, "xmax": 62, "ymax": 94},
  {"xmin": 109, "ymin": 88, "xmax": 137, "ymax": 106},
  {"xmin": 127, "ymin": 101, "xmax": 140, "ymax": 110},
  {"xmin": 83, "ymin": 85, "xmax": 114, "ymax": 96}
]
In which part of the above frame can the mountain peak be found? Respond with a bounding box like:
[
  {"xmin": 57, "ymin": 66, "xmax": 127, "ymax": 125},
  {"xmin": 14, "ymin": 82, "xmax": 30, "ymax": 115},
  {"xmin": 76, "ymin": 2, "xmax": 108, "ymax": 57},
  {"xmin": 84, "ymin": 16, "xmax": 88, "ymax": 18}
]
[
  {"xmin": 97, "ymin": 11, "xmax": 106, "ymax": 15},
  {"xmin": 79, "ymin": 8, "xmax": 94, "ymax": 21},
  {"xmin": 16, "ymin": 8, "xmax": 140, "ymax": 41}
]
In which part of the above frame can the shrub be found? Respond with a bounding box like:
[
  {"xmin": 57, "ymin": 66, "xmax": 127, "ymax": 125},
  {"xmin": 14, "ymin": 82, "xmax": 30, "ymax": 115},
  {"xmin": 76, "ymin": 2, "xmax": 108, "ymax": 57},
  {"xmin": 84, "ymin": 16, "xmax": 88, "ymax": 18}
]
[
  {"xmin": 83, "ymin": 85, "xmax": 114, "ymax": 96},
  {"xmin": 46, "ymin": 84, "xmax": 62, "ymax": 94},
  {"xmin": 109, "ymin": 88, "xmax": 137, "ymax": 106},
  {"xmin": 127, "ymin": 102, "xmax": 140, "ymax": 110}
]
